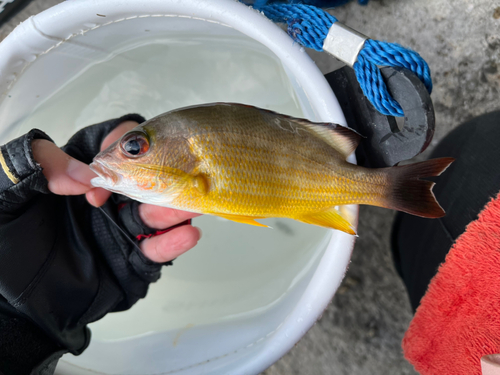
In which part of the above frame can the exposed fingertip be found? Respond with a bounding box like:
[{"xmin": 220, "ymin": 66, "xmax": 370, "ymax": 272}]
[
  {"xmin": 85, "ymin": 190, "xmax": 98, "ymax": 207},
  {"xmin": 194, "ymin": 226, "xmax": 202, "ymax": 240},
  {"xmin": 86, "ymin": 188, "xmax": 112, "ymax": 207},
  {"xmin": 141, "ymin": 225, "xmax": 200, "ymax": 263}
]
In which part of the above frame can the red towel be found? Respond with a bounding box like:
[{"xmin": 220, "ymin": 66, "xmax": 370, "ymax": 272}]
[{"xmin": 403, "ymin": 192, "xmax": 500, "ymax": 375}]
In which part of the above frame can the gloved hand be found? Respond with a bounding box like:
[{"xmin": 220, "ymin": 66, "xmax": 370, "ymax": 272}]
[{"xmin": 0, "ymin": 115, "xmax": 201, "ymax": 375}]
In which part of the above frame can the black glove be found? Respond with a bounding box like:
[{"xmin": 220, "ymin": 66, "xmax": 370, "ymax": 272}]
[{"xmin": 0, "ymin": 115, "xmax": 179, "ymax": 375}]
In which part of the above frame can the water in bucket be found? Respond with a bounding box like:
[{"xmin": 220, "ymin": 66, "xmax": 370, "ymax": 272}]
[{"xmin": 7, "ymin": 34, "xmax": 332, "ymax": 341}]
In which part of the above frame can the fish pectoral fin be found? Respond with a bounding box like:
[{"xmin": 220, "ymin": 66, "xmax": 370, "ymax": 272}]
[
  {"xmin": 190, "ymin": 173, "xmax": 210, "ymax": 195},
  {"xmin": 297, "ymin": 208, "xmax": 356, "ymax": 235},
  {"xmin": 215, "ymin": 213, "xmax": 269, "ymax": 228}
]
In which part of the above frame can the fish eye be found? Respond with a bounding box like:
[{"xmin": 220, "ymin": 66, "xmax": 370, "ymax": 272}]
[{"xmin": 120, "ymin": 132, "xmax": 149, "ymax": 157}]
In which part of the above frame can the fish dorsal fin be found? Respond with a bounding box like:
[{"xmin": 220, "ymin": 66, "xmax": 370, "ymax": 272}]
[
  {"xmin": 215, "ymin": 213, "xmax": 270, "ymax": 228},
  {"xmin": 296, "ymin": 207, "xmax": 357, "ymax": 235},
  {"xmin": 252, "ymin": 104, "xmax": 361, "ymax": 159},
  {"xmin": 294, "ymin": 120, "xmax": 361, "ymax": 159},
  {"xmin": 187, "ymin": 103, "xmax": 361, "ymax": 158}
]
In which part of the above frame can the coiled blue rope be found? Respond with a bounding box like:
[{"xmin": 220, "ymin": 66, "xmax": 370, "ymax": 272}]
[{"xmin": 252, "ymin": 3, "xmax": 432, "ymax": 117}]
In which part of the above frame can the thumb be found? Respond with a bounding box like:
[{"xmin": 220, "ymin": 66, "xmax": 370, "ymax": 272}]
[{"xmin": 32, "ymin": 139, "xmax": 97, "ymax": 195}]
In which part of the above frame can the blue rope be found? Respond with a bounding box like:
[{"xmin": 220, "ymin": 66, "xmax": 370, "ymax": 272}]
[
  {"xmin": 359, "ymin": 39, "xmax": 432, "ymax": 93},
  {"xmin": 353, "ymin": 55, "xmax": 404, "ymax": 116},
  {"xmin": 247, "ymin": 0, "xmax": 368, "ymax": 7},
  {"xmin": 353, "ymin": 40, "xmax": 432, "ymax": 116},
  {"xmin": 252, "ymin": 3, "xmax": 432, "ymax": 117},
  {"xmin": 260, "ymin": 4, "xmax": 338, "ymax": 51}
]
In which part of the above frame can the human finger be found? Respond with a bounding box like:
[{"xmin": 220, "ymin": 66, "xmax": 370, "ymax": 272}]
[
  {"xmin": 32, "ymin": 139, "xmax": 95, "ymax": 195},
  {"xmin": 138, "ymin": 204, "xmax": 202, "ymax": 229},
  {"xmin": 140, "ymin": 224, "xmax": 202, "ymax": 263}
]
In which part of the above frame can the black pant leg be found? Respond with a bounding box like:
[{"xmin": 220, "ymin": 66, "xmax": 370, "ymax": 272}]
[{"xmin": 391, "ymin": 110, "xmax": 500, "ymax": 311}]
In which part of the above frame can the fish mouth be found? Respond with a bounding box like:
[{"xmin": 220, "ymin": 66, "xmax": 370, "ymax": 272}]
[{"xmin": 89, "ymin": 161, "xmax": 121, "ymax": 187}]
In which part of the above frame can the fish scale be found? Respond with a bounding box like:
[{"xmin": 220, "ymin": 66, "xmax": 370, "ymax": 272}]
[{"xmin": 187, "ymin": 125, "xmax": 351, "ymax": 215}]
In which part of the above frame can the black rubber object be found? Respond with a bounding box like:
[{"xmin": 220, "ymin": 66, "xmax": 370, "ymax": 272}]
[{"xmin": 325, "ymin": 66, "xmax": 435, "ymax": 168}]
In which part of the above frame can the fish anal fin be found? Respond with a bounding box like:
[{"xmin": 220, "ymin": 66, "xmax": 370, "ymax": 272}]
[
  {"xmin": 297, "ymin": 208, "xmax": 356, "ymax": 235},
  {"xmin": 215, "ymin": 213, "xmax": 269, "ymax": 228},
  {"xmin": 339, "ymin": 205, "xmax": 357, "ymax": 228}
]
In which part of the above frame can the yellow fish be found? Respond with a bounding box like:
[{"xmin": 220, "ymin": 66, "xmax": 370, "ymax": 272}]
[{"xmin": 90, "ymin": 103, "xmax": 453, "ymax": 235}]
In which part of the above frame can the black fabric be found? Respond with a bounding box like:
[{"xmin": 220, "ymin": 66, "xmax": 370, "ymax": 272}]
[
  {"xmin": 0, "ymin": 129, "xmax": 52, "ymax": 210},
  {"xmin": 119, "ymin": 200, "xmax": 159, "ymax": 238},
  {"xmin": 2, "ymin": 129, "xmax": 53, "ymax": 182},
  {"xmin": 0, "ymin": 149, "xmax": 14, "ymax": 191},
  {"xmin": 0, "ymin": 114, "xmax": 176, "ymax": 375},
  {"xmin": 118, "ymin": 199, "xmax": 175, "ymax": 271},
  {"xmin": 391, "ymin": 110, "xmax": 500, "ymax": 311},
  {"xmin": 0, "ymin": 296, "xmax": 63, "ymax": 375}
]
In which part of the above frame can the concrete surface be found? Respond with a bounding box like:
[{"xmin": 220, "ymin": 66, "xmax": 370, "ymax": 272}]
[{"xmin": 1, "ymin": 1, "xmax": 499, "ymax": 374}]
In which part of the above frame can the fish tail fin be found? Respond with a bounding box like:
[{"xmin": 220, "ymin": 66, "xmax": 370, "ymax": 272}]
[{"xmin": 384, "ymin": 157, "xmax": 454, "ymax": 218}]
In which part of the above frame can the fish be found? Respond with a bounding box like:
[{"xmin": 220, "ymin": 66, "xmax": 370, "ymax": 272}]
[{"xmin": 90, "ymin": 103, "xmax": 454, "ymax": 235}]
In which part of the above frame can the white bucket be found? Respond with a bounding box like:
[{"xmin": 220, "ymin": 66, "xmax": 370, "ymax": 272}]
[{"xmin": 0, "ymin": 1, "xmax": 357, "ymax": 374}]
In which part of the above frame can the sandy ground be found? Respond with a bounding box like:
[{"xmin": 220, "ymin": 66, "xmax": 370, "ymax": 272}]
[{"xmin": 2, "ymin": 1, "xmax": 499, "ymax": 374}]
